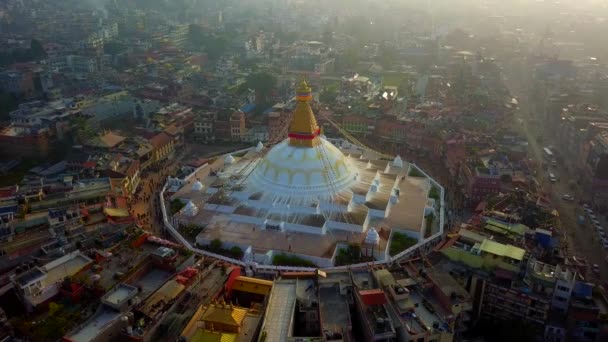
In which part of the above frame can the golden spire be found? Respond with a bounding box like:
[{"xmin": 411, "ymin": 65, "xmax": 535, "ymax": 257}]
[{"xmin": 288, "ymin": 78, "xmax": 320, "ymax": 147}]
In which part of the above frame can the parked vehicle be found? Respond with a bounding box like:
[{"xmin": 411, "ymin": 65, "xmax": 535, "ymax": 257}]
[{"xmin": 562, "ymin": 194, "xmax": 574, "ymax": 201}]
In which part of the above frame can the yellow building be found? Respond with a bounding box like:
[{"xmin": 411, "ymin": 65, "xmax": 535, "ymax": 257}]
[
  {"xmin": 149, "ymin": 132, "xmax": 175, "ymax": 163},
  {"xmin": 180, "ymin": 302, "xmax": 262, "ymax": 342},
  {"xmin": 440, "ymin": 229, "xmax": 526, "ymax": 272}
]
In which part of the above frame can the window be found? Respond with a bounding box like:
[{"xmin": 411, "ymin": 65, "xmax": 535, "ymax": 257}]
[{"xmin": 557, "ymin": 285, "xmax": 569, "ymax": 292}]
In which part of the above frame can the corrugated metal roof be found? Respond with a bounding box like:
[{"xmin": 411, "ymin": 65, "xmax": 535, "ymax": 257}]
[
  {"xmin": 260, "ymin": 280, "xmax": 296, "ymax": 342},
  {"xmin": 201, "ymin": 304, "xmax": 248, "ymax": 327},
  {"xmin": 479, "ymin": 239, "xmax": 525, "ymax": 261},
  {"xmin": 192, "ymin": 329, "xmax": 237, "ymax": 342}
]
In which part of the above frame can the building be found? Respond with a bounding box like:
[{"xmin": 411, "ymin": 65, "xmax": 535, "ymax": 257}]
[
  {"xmin": 0, "ymin": 69, "xmax": 35, "ymax": 96},
  {"xmin": 65, "ymin": 283, "xmax": 140, "ymax": 342},
  {"xmin": 0, "ymin": 99, "xmax": 81, "ymax": 157},
  {"xmin": 12, "ymin": 251, "xmax": 93, "ymax": 311},
  {"xmin": 181, "ymin": 302, "xmax": 262, "ymax": 341},
  {"xmin": 318, "ymin": 271, "xmax": 354, "ymax": 341},
  {"xmin": 103, "ymin": 155, "xmax": 141, "ymax": 197},
  {"xmin": 267, "ymin": 104, "xmax": 292, "ymax": 143},
  {"xmin": 566, "ymin": 281, "xmax": 608, "ymax": 342},
  {"xmin": 193, "ymin": 112, "xmax": 217, "ymax": 143},
  {"xmin": 351, "ymin": 269, "xmax": 397, "ymax": 341},
  {"xmin": 149, "ymin": 132, "xmax": 175, "ymax": 164},
  {"xmin": 583, "ymin": 131, "xmax": 608, "ymax": 205},
  {"xmin": 461, "ymin": 163, "xmax": 501, "ymax": 206},
  {"xmin": 440, "ymin": 228, "xmax": 526, "ymax": 274},
  {"xmin": 230, "ymin": 110, "xmax": 247, "ymax": 142}
]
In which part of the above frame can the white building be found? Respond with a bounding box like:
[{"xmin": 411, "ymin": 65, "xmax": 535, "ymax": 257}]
[{"xmin": 12, "ymin": 251, "xmax": 93, "ymax": 311}]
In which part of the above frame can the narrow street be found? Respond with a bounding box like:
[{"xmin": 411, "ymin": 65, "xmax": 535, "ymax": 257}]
[{"xmin": 511, "ymin": 83, "xmax": 608, "ymax": 282}]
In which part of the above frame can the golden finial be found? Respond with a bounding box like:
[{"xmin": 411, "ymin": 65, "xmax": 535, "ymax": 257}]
[
  {"xmin": 296, "ymin": 76, "xmax": 312, "ymax": 102},
  {"xmin": 289, "ymin": 76, "xmax": 320, "ymax": 147}
]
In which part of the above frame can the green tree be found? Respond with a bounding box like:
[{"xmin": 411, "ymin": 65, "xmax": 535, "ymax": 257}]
[
  {"xmin": 187, "ymin": 25, "xmax": 228, "ymax": 61},
  {"xmin": 338, "ymin": 46, "xmax": 360, "ymax": 71},
  {"xmin": 104, "ymin": 41, "xmax": 126, "ymax": 56},
  {"xmin": 229, "ymin": 246, "xmax": 243, "ymax": 259},
  {"xmin": 377, "ymin": 44, "xmax": 398, "ymax": 69},
  {"xmin": 209, "ymin": 238, "xmax": 222, "ymax": 251},
  {"xmin": 0, "ymin": 92, "xmax": 18, "ymax": 120},
  {"xmin": 246, "ymin": 72, "xmax": 277, "ymax": 105},
  {"xmin": 30, "ymin": 39, "xmax": 47, "ymax": 59},
  {"xmin": 319, "ymin": 85, "xmax": 338, "ymax": 104}
]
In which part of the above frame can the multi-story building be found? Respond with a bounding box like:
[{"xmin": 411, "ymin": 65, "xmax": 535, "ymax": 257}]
[
  {"xmin": 341, "ymin": 114, "xmax": 375, "ymax": 135},
  {"xmin": 103, "ymin": 155, "xmax": 141, "ymax": 197},
  {"xmin": 66, "ymin": 55, "xmax": 98, "ymax": 74},
  {"xmin": 0, "ymin": 99, "xmax": 82, "ymax": 158},
  {"xmin": 230, "ymin": 110, "xmax": 247, "ymax": 142},
  {"xmin": 583, "ymin": 131, "xmax": 608, "ymax": 204},
  {"xmin": 0, "ymin": 70, "xmax": 35, "ymax": 96},
  {"xmin": 193, "ymin": 112, "xmax": 217, "ymax": 143},
  {"xmin": 441, "ymin": 229, "xmax": 526, "ymax": 274},
  {"xmin": 267, "ymin": 103, "xmax": 292, "ymax": 143},
  {"xmin": 149, "ymin": 132, "xmax": 175, "ymax": 164},
  {"xmin": 566, "ymin": 281, "xmax": 608, "ymax": 342},
  {"xmin": 351, "ymin": 269, "xmax": 397, "ymax": 341},
  {"xmin": 11, "ymin": 251, "xmax": 93, "ymax": 311},
  {"xmin": 375, "ymin": 268, "xmax": 460, "ymax": 341},
  {"xmin": 461, "ymin": 163, "xmax": 501, "ymax": 207}
]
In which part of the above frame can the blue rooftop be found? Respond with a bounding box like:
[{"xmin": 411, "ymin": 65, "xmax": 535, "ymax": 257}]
[
  {"xmin": 240, "ymin": 103, "xmax": 256, "ymax": 113},
  {"xmin": 573, "ymin": 281, "xmax": 593, "ymax": 299}
]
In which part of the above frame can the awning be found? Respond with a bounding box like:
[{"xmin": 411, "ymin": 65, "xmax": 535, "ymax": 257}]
[{"xmin": 103, "ymin": 207, "xmax": 130, "ymax": 217}]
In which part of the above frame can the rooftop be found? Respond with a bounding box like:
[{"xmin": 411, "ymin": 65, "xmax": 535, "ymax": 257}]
[
  {"xmin": 259, "ymin": 279, "xmax": 297, "ymax": 342},
  {"xmin": 101, "ymin": 283, "xmax": 139, "ymax": 308},
  {"xmin": 67, "ymin": 308, "xmax": 122, "ymax": 342}
]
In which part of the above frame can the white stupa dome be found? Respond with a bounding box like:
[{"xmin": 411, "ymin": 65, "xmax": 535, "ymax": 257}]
[
  {"xmin": 255, "ymin": 141, "xmax": 264, "ymax": 152},
  {"xmin": 191, "ymin": 180, "xmax": 204, "ymax": 191},
  {"xmin": 393, "ymin": 155, "xmax": 403, "ymax": 168},
  {"xmin": 245, "ymin": 79, "xmax": 357, "ymax": 199},
  {"xmin": 364, "ymin": 228, "xmax": 380, "ymax": 245},
  {"xmin": 224, "ymin": 154, "xmax": 235, "ymax": 165},
  {"xmin": 181, "ymin": 200, "xmax": 198, "ymax": 217},
  {"xmin": 247, "ymin": 138, "xmax": 356, "ymax": 199}
]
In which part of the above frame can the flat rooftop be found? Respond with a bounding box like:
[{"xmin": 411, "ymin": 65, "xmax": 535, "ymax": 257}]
[
  {"xmin": 197, "ymin": 215, "xmax": 386, "ymax": 258},
  {"xmin": 133, "ymin": 268, "xmax": 172, "ymax": 298},
  {"xmin": 43, "ymin": 253, "xmax": 92, "ymax": 287},
  {"xmin": 319, "ymin": 285, "xmax": 351, "ymax": 333},
  {"xmin": 67, "ymin": 308, "xmax": 121, "ymax": 342},
  {"xmin": 260, "ymin": 280, "xmax": 297, "ymax": 342},
  {"xmin": 102, "ymin": 283, "xmax": 138, "ymax": 306}
]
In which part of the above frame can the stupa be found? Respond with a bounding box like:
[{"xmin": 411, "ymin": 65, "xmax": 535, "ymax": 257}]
[
  {"xmin": 172, "ymin": 79, "xmax": 441, "ymax": 267},
  {"xmin": 246, "ymin": 80, "xmax": 357, "ymax": 200}
]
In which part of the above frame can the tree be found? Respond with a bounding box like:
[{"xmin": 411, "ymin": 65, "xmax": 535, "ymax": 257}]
[
  {"xmin": 209, "ymin": 238, "xmax": 222, "ymax": 251},
  {"xmin": 187, "ymin": 25, "xmax": 228, "ymax": 61},
  {"xmin": 229, "ymin": 246, "xmax": 244, "ymax": 259},
  {"xmin": 0, "ymin": 92, "xmax": 18, "ymax": 121},
  {"xmin": 30, "ymin": 39, "xmax": 46, "ymax": 59},
  {"xmin": 319, "ymin": 85, "xmax": 338, "ymax": 104},
  {"xmin": 246, "ymin": 72, "xmax": 277, "ymax": 105},
  {"xmin": 500, "ymin": 174, "xmax": 512, "ymax": 183},
  {"xmin": 338, "ymin": 46, "xmax": 360, "ymax": 71},
  {"xmin": 377, "ymin": 44, "xmax": 398, "ymax": 69},
  {"xmin": 104, "ymin": 41, "xmax": 126, "ymax": 56}
]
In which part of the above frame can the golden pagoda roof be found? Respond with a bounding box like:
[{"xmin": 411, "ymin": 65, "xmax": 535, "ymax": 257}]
[
  {"xmin": 289, "ymin": 79, "xmax": 320, "ymax": 147},
  {"xmin": 192, "ymin": 329, "xmax": 237, "ymax": 342},
  {"xmin": 201, "ymin": 303, "xmax": 248, "ymax": 327}
]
